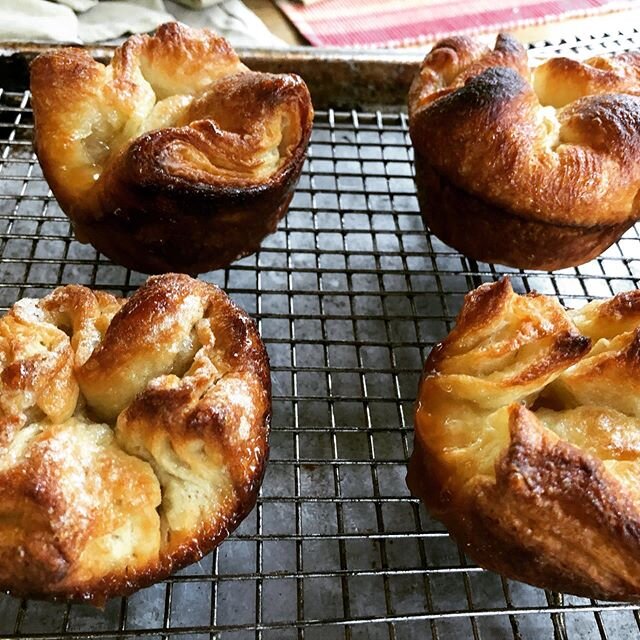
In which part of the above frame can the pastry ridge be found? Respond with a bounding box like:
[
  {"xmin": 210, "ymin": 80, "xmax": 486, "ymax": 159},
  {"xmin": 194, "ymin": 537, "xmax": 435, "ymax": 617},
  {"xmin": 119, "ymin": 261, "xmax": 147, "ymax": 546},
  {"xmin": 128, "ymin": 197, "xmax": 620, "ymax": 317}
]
[
  {"xmin": 0, "ymin": 273, "xmax": 270, "ymax": 604},
  {"xmin": 408, "ymin": 278, "xmax": 640, "ymax": 600}
]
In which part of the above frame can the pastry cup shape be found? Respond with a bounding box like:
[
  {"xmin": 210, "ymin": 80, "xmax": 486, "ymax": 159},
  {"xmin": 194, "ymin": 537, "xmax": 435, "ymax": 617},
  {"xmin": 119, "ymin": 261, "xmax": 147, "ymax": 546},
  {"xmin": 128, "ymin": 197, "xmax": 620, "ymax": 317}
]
[
  {"xmin": 409, "ymin": 277, "xmax": 640, "ymax": 601},
  {"xmin": 30, "ymin": 23, "xmax": 313, "ymax": 274},
  {"xmin": 0, "ymin": 273, "xmax": 270, "ymax": 603},
  {"xmin": 408, "ymin": 34, "xmax": 640, "ymax": 270}
]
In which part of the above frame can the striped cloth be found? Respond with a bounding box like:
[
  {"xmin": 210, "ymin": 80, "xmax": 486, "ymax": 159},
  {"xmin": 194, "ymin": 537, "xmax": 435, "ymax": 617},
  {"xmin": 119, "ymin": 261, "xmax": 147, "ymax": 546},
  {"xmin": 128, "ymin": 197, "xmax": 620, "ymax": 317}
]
[{"xmin": 277, "ymin": 0, "xmax": 634, "ymax": 48}]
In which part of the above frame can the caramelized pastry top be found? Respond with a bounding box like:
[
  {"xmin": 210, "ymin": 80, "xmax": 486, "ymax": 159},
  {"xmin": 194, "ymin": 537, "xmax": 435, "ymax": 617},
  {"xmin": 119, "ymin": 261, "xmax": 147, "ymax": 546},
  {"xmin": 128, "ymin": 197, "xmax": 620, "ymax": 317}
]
[
  {"xmin": 0, "ymin": 274, "xmax": 270, "ymax": 603},
  {"xmin": 408, "ymin": 34, "xmax": 640, "ymax": 227},
  {"xmin": 409, "ymin": 278, "xmax": 640, "ymax": 601}
]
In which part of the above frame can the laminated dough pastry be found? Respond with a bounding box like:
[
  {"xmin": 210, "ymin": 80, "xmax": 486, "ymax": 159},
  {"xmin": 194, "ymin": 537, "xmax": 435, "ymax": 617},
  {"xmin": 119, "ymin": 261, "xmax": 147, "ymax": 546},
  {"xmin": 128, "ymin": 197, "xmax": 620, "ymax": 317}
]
[
  {"xmin": 408, "ymin": 277, "xmax": 640, "ymax": 601},
  {"xmin": 408, "ymin": 33, "xmax": 640, "ymax": 270},
  {"xmin": 30, "ymin": 22, "xmax": 313, "ymax": 274},
  {"xmin": 0, "ymin": 273, "xmax": 270, "ymax": 603}
]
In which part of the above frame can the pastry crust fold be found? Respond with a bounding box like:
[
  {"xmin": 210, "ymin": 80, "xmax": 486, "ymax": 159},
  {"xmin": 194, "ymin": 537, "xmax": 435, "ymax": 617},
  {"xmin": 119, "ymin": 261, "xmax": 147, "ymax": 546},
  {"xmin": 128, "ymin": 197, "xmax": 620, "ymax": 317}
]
[{"xmin": 408, "ymin": 34, "xmax": 640, "ymax": 269}]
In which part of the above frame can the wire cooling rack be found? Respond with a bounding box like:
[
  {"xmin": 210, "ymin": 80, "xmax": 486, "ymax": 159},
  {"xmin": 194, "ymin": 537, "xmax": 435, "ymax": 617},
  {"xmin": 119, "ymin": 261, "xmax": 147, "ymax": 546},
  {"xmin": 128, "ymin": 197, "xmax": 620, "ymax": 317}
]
[{"xmin": 3, "ymin": 27, "xmax": 640, "ymax": 640}]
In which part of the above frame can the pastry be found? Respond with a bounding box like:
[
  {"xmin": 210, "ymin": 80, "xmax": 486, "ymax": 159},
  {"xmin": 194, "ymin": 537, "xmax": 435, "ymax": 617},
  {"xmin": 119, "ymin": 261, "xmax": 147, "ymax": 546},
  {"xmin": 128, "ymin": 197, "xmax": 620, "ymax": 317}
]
[
  {"xmin": 408, "ymin": 277, "xmax": 640, "ymax": 601},
  {"xmin": 30, "ymin": 23, "xmax": 313, "ymax": 274},
  {"xmin": 408, "ymin": 34, "xmax": 640, "ymax": 270},
  {"xmin": 0, "ymin": 273, "xmax": 270, "ymax": 603}
]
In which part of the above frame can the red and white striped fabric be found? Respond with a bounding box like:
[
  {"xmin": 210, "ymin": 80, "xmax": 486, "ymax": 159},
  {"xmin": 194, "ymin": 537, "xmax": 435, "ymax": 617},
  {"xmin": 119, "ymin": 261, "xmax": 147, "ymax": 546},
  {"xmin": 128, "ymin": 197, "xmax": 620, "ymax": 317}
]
[{"xmin": 277, "ymin": 0, "xmax": 634, "ymax": 48}]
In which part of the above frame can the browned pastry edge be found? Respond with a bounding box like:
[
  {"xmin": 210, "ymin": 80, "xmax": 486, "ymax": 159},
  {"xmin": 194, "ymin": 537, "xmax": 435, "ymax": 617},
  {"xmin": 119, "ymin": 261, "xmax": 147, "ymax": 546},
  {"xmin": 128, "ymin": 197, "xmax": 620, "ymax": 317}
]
[
  {"xmin": 416, "ymin": 157, "xmax": 635, "ymax": 270},
  {"xmin": 30, "ymin": 23, "xmax": 314, "ymax": 275},
  {"xmin": 2, "ymin": 481, "xmax": 264, "ymax": 606},
  {"xmin": 408, "ymin": 33, "xmax": 640, "ymax": 270},
  {"xmin": 69, "ymin": 149, "xmax": 304, "ymax": 276},
  {"xmin": 65, "ymin": 71, "xmax": 313, "ymax": 275}
]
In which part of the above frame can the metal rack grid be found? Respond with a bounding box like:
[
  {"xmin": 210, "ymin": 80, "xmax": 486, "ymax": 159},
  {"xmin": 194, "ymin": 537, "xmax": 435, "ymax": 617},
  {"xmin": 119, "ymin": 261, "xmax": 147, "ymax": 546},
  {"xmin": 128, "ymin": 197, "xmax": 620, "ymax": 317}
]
[{"xmin": 2, "ymin": 28, "xmax": 640, "ymax": 640}]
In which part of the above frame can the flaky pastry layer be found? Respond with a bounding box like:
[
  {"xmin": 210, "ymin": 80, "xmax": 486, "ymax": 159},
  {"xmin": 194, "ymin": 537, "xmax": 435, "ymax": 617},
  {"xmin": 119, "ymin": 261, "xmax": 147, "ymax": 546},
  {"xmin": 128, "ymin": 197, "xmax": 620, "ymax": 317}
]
[
  {"xmin": 0, "ymin": 273, "xmax": 270, "ymax": 604},
  {"xmin": 408, "ymin": 278, "xmax": 640, "ymax": 601}
]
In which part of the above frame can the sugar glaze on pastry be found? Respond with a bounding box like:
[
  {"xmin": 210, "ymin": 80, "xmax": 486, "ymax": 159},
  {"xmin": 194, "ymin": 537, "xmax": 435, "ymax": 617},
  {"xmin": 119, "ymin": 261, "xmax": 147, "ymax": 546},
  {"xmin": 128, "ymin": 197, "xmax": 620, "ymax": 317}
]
[
  {"xmin": 30, "ymin": 23, "xmax": 313, "ymax": 274},
  {"xmin": 408, "ymin": 34, "xmax": 640, "ymax": 270},
  {"xmin": 408, "ymin": 278, "xmax": 640, "ymax": 601},
  {"xmin": 0, "ymin": 274, "xmax": 270, "ymax": 603}
]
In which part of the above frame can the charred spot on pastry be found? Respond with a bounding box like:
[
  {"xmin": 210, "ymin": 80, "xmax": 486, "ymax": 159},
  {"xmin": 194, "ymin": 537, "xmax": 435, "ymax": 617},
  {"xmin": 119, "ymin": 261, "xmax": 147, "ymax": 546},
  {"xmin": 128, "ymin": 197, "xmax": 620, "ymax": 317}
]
[
  {"xmin": 29, "ymin": 23, "xmax": 314, "ymax": 275},
  {"xmin": 0, "ymin": 274, "xmax": 270, "ymax": 603},
  {"xmin": 553, "ymin": 332, "xmax": 592, "ymax": 361},
  {"xmin": 462, "ymin": 66, "xmax": 529, "ymax": 108}
]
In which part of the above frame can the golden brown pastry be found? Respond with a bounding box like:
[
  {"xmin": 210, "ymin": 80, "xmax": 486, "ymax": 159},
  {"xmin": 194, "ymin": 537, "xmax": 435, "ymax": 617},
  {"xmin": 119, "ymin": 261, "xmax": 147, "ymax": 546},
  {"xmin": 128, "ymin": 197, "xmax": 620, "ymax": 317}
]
[
  {"xmin": 408, "ymin": 34, "xmax": 640, "ymax": 270},
  {"xmin": 0, "ymin": 273, "xmax": 270, "ymax": 603},
  {"xmin": 408, "ymin": 277, "xmax": 640, "ymax": 601},
  {"xmin": 30, "ymin": 23, "xmax": 313, "ymax": 275}
]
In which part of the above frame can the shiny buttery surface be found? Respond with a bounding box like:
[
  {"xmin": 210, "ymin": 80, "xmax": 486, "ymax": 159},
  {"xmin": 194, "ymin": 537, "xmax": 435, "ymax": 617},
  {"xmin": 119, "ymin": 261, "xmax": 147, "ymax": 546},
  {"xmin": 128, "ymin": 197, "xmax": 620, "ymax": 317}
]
[{"xmin": 408, "ymin": 33, "xmax": 640, "ymax": 269}]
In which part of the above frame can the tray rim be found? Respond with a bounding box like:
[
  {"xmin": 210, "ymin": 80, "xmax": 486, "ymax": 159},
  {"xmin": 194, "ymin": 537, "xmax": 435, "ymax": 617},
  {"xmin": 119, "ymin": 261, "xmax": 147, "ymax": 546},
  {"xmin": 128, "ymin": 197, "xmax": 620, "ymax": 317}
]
[{"xmin": 0, "ymin": 42, "xmax": 423, "ymax": 109}]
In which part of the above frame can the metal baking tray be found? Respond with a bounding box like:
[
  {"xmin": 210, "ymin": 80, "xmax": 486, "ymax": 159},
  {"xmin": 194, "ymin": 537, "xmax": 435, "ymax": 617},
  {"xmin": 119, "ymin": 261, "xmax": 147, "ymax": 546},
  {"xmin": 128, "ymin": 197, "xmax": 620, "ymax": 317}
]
[{"xmin": 2, "ymin": 27, "xmax": 640, "ymax": 640}]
